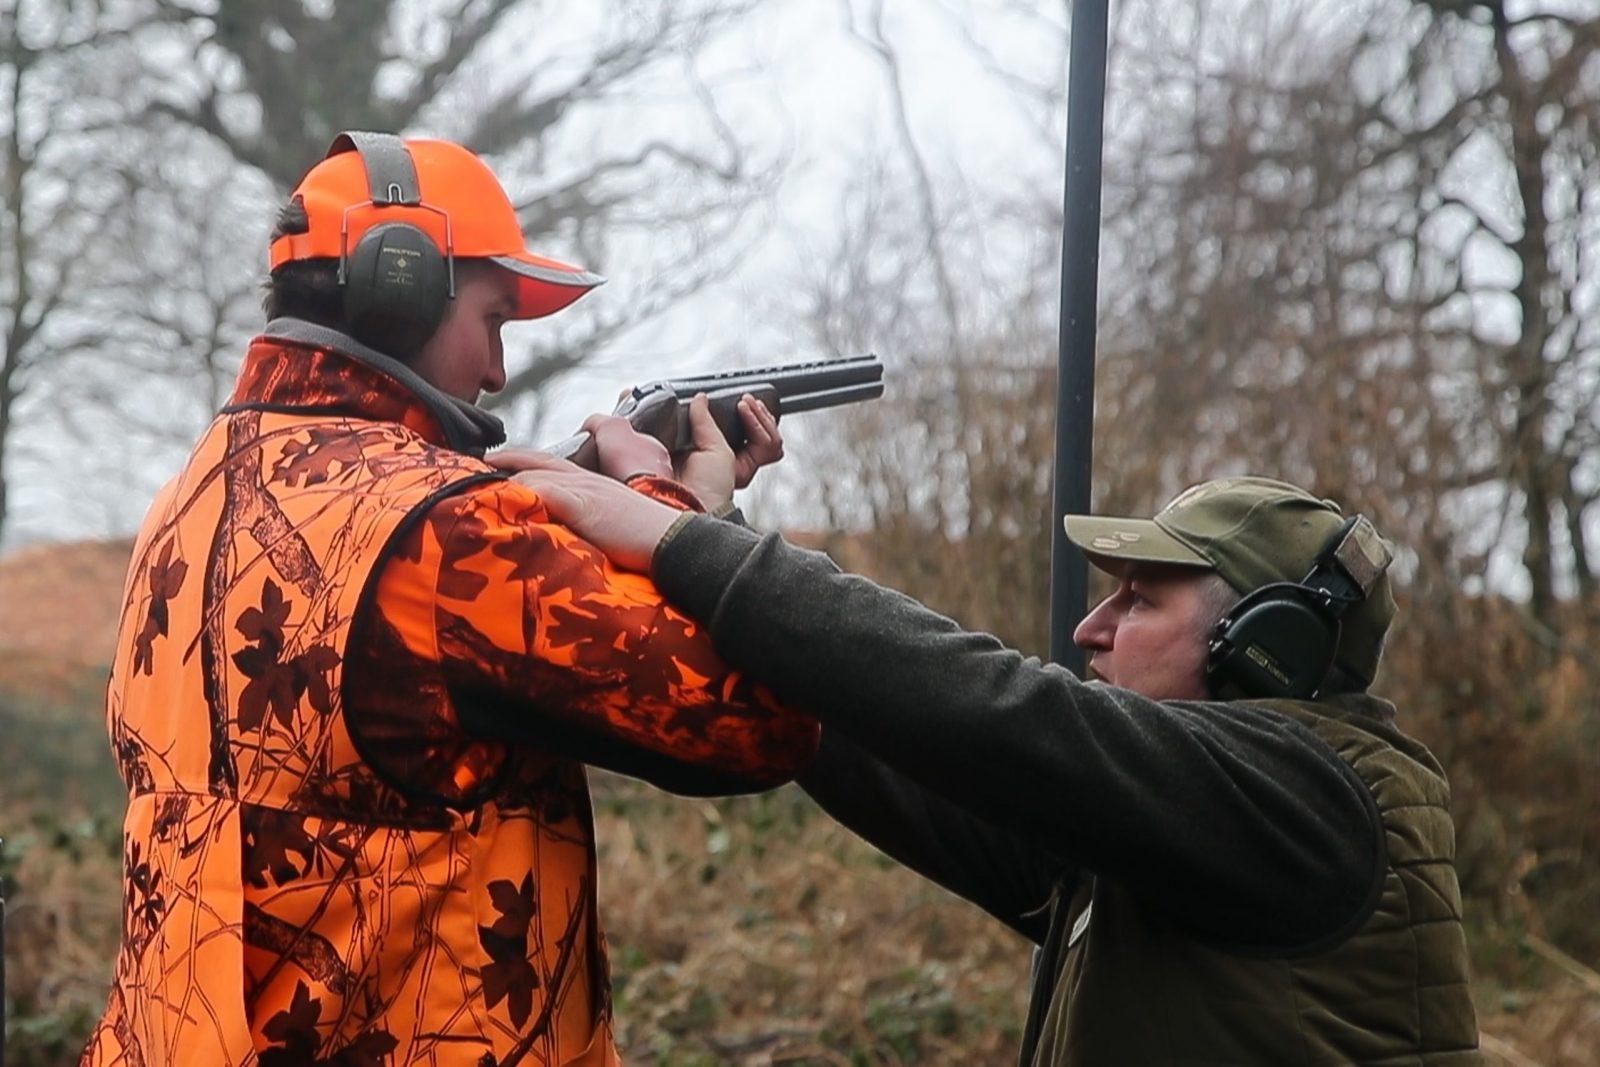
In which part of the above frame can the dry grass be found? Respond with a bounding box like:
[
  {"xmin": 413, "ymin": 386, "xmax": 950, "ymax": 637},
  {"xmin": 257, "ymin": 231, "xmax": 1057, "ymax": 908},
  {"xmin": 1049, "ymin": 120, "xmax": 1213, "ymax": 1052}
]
[
  {"xmin": 1, "ymin": 816, "xmax": 122, "ymax": 1064},
  {"xmin": 1478, "ymin": 994, "xmax": 1600, "ymax": 1067},
  {"xmin": 4, "ymin": 774, "xmax": 1599, "ymax": 1065},
  {"xmin": 591, "ymin": 777, "xmax": 1028, "ymax": 1065}
]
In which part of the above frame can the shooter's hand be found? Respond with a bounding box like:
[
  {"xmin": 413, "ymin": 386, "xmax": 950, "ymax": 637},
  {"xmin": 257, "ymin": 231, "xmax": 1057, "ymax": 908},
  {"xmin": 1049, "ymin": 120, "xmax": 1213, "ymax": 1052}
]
[
  {"xmin": 487, "ymin": 418, "xmax": 674, "ymax": 487},
  {"xmin": 674, "ymin": 393, "xmax": 784, "ymax": 511},
  {"xmin": 580, "ymin": 412, "xmax": 673, "ymax": 482},
  {"xmin": 731, "ymin": 392, "xmax": 784, "ymax": 489},
  {"xmin": 509, "ymin": 454, "xmax": 682, "ymax": 573}
]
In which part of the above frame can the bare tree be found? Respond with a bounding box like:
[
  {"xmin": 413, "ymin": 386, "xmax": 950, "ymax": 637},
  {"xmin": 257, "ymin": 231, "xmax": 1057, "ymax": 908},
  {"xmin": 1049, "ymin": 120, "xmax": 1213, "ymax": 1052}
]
[
  {"xmin": 126, "ymin": 0, "xmax": 784, "ymax": 410},
  {"xmin": 776, "ymin": 145, "xmax": 1058, "ymax": 653},
  {"xmin": 934, "ymin": 0, "xmax": 1600, "ymax": 631},
  {"xmin": 0, "ymin": 0, "xmax": 145, "ymax": 544},
  {"xmin": 1467, "ymin": 2, "xmax": 1600, "ymax": 618},
  {"xmin": 3, "ymin": 0, "xmax": 791, "ymax": 543},
  {"xmin": 781, "ymin": 0, "xmax": 1600, "ymax": 987},
  {"xmin": 1115, "ymin": 1, "xmax": 1600, "ymax": 633}
]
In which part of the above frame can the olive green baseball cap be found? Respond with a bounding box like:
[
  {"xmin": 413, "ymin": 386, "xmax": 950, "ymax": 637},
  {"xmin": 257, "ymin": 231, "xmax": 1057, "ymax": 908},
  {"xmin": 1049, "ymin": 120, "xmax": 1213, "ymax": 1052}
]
[{"xmin": 1064, "ymin": 476, "xmax": 1397, "ymax": 685}]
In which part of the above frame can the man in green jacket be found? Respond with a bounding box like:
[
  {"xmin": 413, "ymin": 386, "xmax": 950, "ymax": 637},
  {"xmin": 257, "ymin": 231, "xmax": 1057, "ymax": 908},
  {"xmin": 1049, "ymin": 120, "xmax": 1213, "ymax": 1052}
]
[{"xmin": 498, "ymin": 418, "xmax": 1482, "ymax": 1065}]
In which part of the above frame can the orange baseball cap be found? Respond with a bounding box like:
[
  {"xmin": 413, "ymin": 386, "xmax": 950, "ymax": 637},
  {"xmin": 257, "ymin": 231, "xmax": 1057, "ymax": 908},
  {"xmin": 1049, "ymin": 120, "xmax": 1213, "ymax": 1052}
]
[{"xmin": 268, "ymin": 133, "xmax": 604, "ymax": 319}]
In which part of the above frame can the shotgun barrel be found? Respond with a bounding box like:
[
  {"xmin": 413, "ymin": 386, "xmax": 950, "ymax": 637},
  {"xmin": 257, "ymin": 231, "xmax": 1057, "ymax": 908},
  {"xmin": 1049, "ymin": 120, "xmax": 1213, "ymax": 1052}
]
[{"xmin": 544, "ymin": 354, "xmax": 884, "ymax": 470}]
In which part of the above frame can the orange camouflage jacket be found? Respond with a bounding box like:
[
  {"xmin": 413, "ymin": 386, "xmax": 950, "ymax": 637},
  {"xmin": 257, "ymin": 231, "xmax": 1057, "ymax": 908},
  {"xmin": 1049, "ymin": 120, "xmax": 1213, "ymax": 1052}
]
[{"xmin": 84, "ymin": 335, "xmax": 819, "ymax": 1066}]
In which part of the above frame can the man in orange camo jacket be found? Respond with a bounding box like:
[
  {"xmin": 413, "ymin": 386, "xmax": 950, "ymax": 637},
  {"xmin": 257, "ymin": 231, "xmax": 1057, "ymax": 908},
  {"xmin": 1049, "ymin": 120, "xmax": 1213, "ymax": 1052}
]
[{"xmin": 83, "ymin": 132, "xmax": 815, "ymax": 1067}]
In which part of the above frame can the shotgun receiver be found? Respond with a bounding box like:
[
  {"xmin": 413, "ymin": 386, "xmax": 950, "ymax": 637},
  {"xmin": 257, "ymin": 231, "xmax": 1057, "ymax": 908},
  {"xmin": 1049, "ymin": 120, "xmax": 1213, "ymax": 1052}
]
[{"xmin": 546, "ymin": 354, "xmax": 884, "ymax": 471}]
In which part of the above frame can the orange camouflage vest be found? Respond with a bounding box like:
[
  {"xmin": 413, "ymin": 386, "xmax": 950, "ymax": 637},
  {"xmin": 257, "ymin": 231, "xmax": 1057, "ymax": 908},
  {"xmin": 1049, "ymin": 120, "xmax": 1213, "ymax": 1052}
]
[{"xmin": 86, "ymin": 343, "xmax": 620, "ymax": 1066}]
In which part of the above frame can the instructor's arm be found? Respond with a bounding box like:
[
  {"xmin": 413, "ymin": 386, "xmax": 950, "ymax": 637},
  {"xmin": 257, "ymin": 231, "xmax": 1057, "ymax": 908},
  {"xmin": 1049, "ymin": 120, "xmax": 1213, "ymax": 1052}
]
[{"xmin": 511, "ymin": 458, "xmax": 1381, "ymax": 953}]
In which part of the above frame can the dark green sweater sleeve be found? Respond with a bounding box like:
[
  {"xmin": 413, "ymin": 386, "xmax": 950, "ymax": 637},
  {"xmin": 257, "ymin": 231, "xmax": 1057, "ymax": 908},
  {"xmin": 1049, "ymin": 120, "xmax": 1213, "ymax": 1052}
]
[
  {"xmin": 653, "ymin": 516, "xmax": 1384, "ymax": 952},
  {"xmin": 800, "ymin": 729, "xmax": 1071, "ymax": 942}
]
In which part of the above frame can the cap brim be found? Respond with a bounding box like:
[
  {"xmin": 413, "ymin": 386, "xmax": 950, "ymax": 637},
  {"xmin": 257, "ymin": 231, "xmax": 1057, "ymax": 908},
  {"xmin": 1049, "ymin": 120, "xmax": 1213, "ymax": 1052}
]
[
  {"xmin": 1063, "ymin": 515, "xmax": 1212, "ymax": 572},
  {"xmin": 490, "ymin": 253, "xmax": 606, "ymax": 319}
]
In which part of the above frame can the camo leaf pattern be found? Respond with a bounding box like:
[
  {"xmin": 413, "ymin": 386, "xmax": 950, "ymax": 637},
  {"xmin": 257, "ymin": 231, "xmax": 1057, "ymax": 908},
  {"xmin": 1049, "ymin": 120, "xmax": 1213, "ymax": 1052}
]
[
  {"xmin": 86, "ymin": 340, "xmax": 816, "ymax": 1066},
  {"xmin": 132, "ymin": 540, "xmax": 186, "ymax": 676}
]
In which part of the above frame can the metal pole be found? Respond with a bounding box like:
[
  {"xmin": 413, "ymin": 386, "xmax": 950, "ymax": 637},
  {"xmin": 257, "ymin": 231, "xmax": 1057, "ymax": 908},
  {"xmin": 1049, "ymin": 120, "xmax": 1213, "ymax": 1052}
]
[{"xmin": 1048, "ymin": 0, "xmax": 1111, "ymax": 672}]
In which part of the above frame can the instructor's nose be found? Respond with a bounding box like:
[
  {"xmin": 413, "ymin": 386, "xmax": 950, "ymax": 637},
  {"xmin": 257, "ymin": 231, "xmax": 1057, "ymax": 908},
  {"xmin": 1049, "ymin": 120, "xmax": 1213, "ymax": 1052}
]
[{"xmin": 1073, "ymin": 595, "xmax": 1118, "ymax": 655}]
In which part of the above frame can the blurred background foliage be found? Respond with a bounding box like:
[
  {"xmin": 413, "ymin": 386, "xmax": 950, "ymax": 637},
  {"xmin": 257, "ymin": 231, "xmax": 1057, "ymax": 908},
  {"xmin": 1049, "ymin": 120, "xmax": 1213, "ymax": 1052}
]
[{"xmin": 4, "ymin": 0, "xmax": 1600, "ymax": 1063}]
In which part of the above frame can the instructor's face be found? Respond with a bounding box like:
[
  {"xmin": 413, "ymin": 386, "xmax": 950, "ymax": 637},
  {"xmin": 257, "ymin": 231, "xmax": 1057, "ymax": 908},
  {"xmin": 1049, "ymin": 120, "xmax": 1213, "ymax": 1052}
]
[
  {"xmin": 1073, "ymin": 563, "xmax": 1214, "ymax": 701},
  {"xmin": 411, "ymin": 264, "xmax": 517, "ymax": 403}
]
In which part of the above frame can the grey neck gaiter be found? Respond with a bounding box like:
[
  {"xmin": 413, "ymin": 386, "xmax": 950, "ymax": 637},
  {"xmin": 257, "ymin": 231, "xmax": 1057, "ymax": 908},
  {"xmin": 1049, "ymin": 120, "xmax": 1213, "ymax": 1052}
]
[{"xmin": 261, "ymin": 316, "xmax": 507, "ymax": 456}]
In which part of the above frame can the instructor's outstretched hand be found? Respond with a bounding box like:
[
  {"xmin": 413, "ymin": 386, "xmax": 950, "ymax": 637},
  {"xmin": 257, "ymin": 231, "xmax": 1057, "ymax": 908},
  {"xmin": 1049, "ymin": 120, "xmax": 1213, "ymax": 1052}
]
[{"xmin": 506, "ymin": 455, "xmax": 683, "ymax": 573}]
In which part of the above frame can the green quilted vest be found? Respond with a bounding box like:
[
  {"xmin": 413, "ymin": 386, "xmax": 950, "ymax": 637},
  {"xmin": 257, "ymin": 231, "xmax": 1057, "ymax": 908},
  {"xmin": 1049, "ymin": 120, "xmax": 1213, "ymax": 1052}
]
[{"xmin": 1028, "ymin": 695, "xmax": 1480, "ymax": 1066}]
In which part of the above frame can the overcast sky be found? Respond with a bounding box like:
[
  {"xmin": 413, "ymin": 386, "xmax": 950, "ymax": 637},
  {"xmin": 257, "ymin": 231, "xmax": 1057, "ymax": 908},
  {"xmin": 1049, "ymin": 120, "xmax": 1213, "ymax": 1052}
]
[{"xmin": 520, "ymin": 1, "xmax": 1063, "ymax": 451}]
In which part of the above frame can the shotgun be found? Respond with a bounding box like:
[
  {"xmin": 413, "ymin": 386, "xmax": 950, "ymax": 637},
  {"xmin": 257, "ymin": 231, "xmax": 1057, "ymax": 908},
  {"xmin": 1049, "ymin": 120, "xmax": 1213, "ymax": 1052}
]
[{"xmin": 545, "ymin": 355, "xmax": 884, "ymax": 471}]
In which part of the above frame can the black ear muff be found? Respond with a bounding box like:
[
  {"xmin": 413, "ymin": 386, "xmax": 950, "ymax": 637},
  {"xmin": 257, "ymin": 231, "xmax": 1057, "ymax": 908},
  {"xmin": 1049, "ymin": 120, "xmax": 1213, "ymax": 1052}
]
[
  {"xmin": 1203, "ymin": 514, "xmax": 1392, "ymax": 701},
  {"xmin": 327, "ymin": 130, "xmax": 457, "ymax": 360},
  {"xmin": 1207, "ymin": 583, "xmax": 1340, "ymax": 701},
  {"xmin": 342, "ymin": 220, "xmax": 449, "ymax": 359}
]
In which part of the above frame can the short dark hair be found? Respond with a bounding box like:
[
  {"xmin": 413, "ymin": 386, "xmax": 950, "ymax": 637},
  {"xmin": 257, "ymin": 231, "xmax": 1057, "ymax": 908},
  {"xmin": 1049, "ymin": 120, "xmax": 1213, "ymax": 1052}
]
[
  {"xmin": 263, "ymin": 260, "xmax": 345, "ymax": 326},
  {"xmin": 262, "ymin": 195, "xmax": 344, "ymax": 327}
]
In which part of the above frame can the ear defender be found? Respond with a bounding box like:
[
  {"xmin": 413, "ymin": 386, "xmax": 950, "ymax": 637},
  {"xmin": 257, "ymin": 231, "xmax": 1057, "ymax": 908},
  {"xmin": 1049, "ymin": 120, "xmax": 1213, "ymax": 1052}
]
[
  {"xmin": 1206, "ymin": 583, "xmax": 1341, "ymax": 700},
  {"xmin": 1205, "ymin": 515, "xmax": 1391, "ymax": 701},
  {"xmin": 342, "ymin": 220, "xmax": 449, "ymax": 359},
  {"xmin": 331, "ymin": 131, "xmax": 456, "ymax": 360}
]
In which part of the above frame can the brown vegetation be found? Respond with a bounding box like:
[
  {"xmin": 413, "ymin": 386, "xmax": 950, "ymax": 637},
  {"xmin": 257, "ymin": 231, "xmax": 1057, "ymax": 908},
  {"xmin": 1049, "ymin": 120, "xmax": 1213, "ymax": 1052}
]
[
  {"xmin": 5, "ymin": 512, "xmax": 1600, "ymax": 1065},
  {"xmin": 0, "ymin": 539, "xmax": 131, "ymax": 671}
]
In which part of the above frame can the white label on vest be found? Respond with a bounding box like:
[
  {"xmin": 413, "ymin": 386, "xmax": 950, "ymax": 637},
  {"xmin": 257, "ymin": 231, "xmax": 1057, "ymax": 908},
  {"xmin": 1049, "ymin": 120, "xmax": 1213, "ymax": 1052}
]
[{"xmin": 1068, "ymin": 901, "xmax": 1093, "ymax": 948}]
